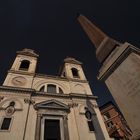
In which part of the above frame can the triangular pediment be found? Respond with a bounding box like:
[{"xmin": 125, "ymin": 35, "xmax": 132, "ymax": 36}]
[{"xmin": 34, "ymin": 99, "xmax": 69, "ymax": 111}]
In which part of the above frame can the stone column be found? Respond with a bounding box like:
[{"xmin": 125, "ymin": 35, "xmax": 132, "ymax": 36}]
[
  {"xmin": 35, "ymin": 113, "xmax": 42, "ymax": 140},
  {"xmin": 63, "ymin": 115, "xmax": 69, "ymax": 140}
]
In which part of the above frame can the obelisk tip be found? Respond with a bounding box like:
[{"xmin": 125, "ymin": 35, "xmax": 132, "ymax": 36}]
[{"xmin": 77, "ymin": 15, "xmax": 107, "ymax": 48}]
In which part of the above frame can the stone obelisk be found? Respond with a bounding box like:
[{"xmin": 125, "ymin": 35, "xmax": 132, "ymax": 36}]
[{"xmin": 78, "ymin": 15, "xmax": 140, "ymax": 140}]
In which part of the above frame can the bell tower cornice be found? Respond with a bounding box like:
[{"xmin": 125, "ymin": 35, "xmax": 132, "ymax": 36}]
[{"xmin": 16, "ymin": 48, "xmax": 39, "ymax": 58}]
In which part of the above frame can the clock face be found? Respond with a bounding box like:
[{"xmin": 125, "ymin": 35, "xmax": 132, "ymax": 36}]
[
  {"xmin": 5, "ymin": 106, "xmax": 15, "ymax": 116},
  {"xmin": 12, "ymin": 76, "xmax": 27, "ymax": 86}
]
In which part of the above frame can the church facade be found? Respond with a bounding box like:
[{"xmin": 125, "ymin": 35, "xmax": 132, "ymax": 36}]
[{"xmin": 0, "ymin": 49, "xmax": 110, "ymax": 140}]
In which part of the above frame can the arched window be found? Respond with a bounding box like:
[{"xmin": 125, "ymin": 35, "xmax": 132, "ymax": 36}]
[
  {"xmin": 85, "ymin": 109, "xmax": 95, "ymax": 132},
  {"xmin": 39, "ymin": 85, "xmax": 45, "ymax": 92},
  {"xmin": 71, "ymin": 68, "xmax": 79, "ymax": 78},
  {"xmin": 38, "ymin": 84, "xmax": 64, "ymax": 94},
  {"xmin": 19, "ymin": 60, "xmax": 30, "ymax": 71},
  {"xmin": 47, "ymin": 84, "xmax": 56, "ymax": 93},
  {"xmin": 59, "ymin": 87, "xmax": 64, "ymax": 94}
]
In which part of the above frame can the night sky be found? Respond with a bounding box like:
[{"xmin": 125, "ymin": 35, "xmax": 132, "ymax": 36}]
[{"xmin": 0, "ymin": 0, "xmax": 140, "ymax": 106}]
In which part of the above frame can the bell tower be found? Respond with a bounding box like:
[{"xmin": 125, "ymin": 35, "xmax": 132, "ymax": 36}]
[
  {"xmin": 3, "ymin": 48, "xmax": 38, "ymax": 88},
  {"xmin": 60, "ymin": 57, "xmax": 87, "ymax": 81}
]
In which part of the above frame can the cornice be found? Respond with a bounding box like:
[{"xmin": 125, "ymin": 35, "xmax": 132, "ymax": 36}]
[
  {"xmin": 35, "ymin": 73, "xmax": 68, "ymax": 81},
  {"xmin": 7, "ymin": 70, "xmax": 88, "ymax": 85},
  {"xmin": 67, "ymin": 78, "xmax": 88, "ymax": 83},
  {"xmin": 34, "ymin": 91, "xmax": 69, "ymax": 98},
  {"xmin": 0, "ymin": 86, "xmax": 34, "ymax": 94},
  {"xmin": 0, "ymin": 86, "xmax": 97, "ymax": 100},
  {"xmin": 33, "ymin": 92, "xmax": 97, "ymax": 100},
  {"xmin": 35, "ymin": 73, "xmax": 88, "ymax": 83},
  {"xmin": 98, "ymin": 43, "xmax": 140, "ymax": 81},
  {"xmin": 17, "ymin": 49, "xmax": 39, "ymax": 58},
  {"xmin": 69, "ymin": 93, "xmax": 98, "ymax": 99},
  {"xmin": 64, "ymin": 57, "xmax": 82, "ymax": 65},
  {"xmin": 8, "ymin": 70, "xmax": 35, "ymax": 76}
]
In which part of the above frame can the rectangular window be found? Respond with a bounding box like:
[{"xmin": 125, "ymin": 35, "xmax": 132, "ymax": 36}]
[
  {"xmin": 47, "ymin": 85, "xmax": 56, "ymax": 93},
  {"xmin": 107, "ymin": 121, "xmax": 114, "ymax": 128},
  {"xmin": 103, "ymin": 112, "xmax": 111, "ymax": 121},
  {"xmin": 44, "ymin": 119, "xmax": 61, "ymax": 140},
  {"xmin": 87, "ymin": 121, "xmax": 95, "ymax": 131},
  {"xmin": 0, "ymin": 118, "xmax": 12, "ymax": 130}
]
